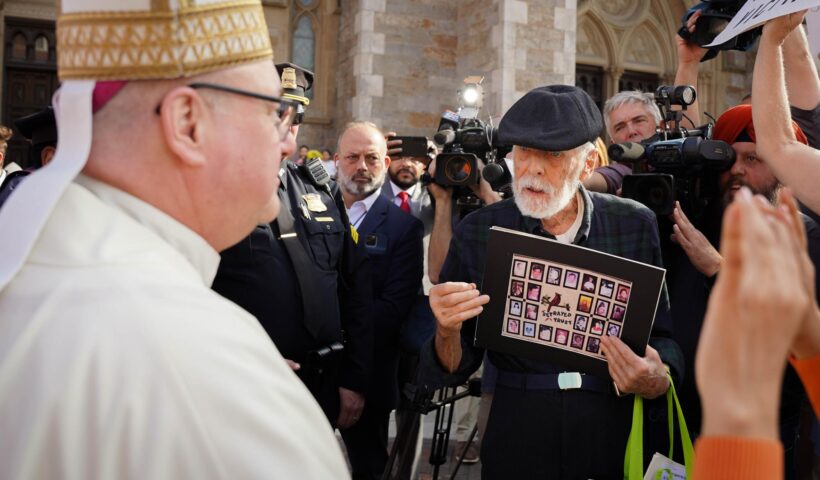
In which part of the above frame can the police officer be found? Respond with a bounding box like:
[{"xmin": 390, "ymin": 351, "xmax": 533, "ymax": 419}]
[
  {"xmin": 0, "ymin": 107, "xmax": 57, "ymax": 207},
  {"xmin": 212, "ymin": 63, "xmax": 373, "ymax": 428}
]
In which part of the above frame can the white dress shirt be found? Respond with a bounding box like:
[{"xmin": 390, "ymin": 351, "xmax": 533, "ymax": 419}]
[
  {"xmin": 346, "ymin": 187, "xmax": 383, "ymax": 229},
  {"xmin": 389, "ymin": 180, "xmax": 418, "ymax": 209}
]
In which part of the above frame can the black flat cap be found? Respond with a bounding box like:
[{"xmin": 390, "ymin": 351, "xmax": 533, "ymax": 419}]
[
  {"xmin": 14, "ymin": 107, "xmax": 56, "ymax": 146},
  {"xmin": 498, "ymin": 85, "xmax": 602, "ymax": 152},
  {"xmin": 275, "ymin": 62, "xmax": 314, "ymax": 106}
]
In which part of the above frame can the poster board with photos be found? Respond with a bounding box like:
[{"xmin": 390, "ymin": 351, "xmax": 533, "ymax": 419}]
[{"xmin": 475, "ymin": 226, "xmax": 666, "ymax": 379}]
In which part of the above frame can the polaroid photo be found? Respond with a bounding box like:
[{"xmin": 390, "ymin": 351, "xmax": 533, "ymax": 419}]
[
  {"xmin": 577, "ymin": 294, "xmax": 593, "ymax": 313},
  {"xmin": 616, "ymin": 284, "xmax": 631, "ymax": 303},
  {"xmin": 525, "ymin": 303, "xmax": 539, "ymax": 321},
  {"xmin": 526, "ymin": 283, "xmax": 541, "ymax": 302},
  {"xmin": 571, "ymin": 332, "xmax": 585, "ymax": 349},
  {"xmin": 573, "ymin": 314, "xmax": 589, "ymax": 332},
  {"xmin": 538, "ymin": 324, "xmax": 553, "ymax": 342},
  {"xmin": 599, "ymin": 279, "xmax": 615, "ymax": 298},
  {"xmin": 590, "ymin": 318, "xmax": 605, "ymax": 336},
  {"xmin": 523, "ymin": 322, "xmax": 536, "ymax": 338},
  {"xmin": 508, "ymin": 299, "xmax": 523, "ymax": 317},
  {"xmin": 594, "ymin": 299, "xmax": 610, "ymax": 318},
  {"xmin": 546, "ymin": 266, "xmax": 562, "ymax": 286},
  {"xmin": 586, "ymin": 337, "xmax": 601, "ymax": 354},
  {"xmin": 510, "ymin": 280, "xmax": 525, "ymax": 298},
  {"xmin": 611, "ymin": 304, "xmax": 625, "ymax": 322},
  {"xmin": 564, "ymin": 269, "xmax": 580, "ymax": 289},
  {"xmin": 555, "ymin": 328, "xmax": 569, "ymax": 346},
  {"xmin": 512, "ymin": 259, "xmax": 527, "ymax": 278},
  {"xmin": 507, "ymin": 318, "xmax": 520, "ymax": 335},
  {"xmin": 607, "ymin": 322, "xmax": 621, "ymax": 337},
  {"xmin": 581, "ymin": 274, "xmax": 598, "ymax": 294},
  {"xmin": 529, "ymin": 263, "xmax": 545, "ymax": 282}
]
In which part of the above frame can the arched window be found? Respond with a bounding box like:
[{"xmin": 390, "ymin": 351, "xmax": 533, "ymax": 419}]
[
  {"xmin": 11, "ymin": 33, "xmax": 26, "ymax": 60},
  {"xmin": 292, "ymin": 15, "xmax": 315, "ymax": 74},
  {"xmin": 34, "ymin": 35, "xmax": 49, "ymax": 61}
]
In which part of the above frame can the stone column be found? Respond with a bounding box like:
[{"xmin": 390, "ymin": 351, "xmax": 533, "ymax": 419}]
[{"xmin": 349, "ymin": 0, "xmax": 386, "ymax": 125}]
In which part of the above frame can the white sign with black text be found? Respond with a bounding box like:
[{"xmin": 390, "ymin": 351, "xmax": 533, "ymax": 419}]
[{"xmin": 706, "ymin": 0, "xmax": 820, "ymax": 47}]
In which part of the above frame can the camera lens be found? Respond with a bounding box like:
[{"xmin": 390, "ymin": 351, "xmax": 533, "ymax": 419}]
[{"xmin": 445, "ymin": 156, "xmax": 473, "ymax": 183}]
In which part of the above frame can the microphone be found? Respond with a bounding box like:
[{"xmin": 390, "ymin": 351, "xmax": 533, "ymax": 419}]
[
  {"xmin": 607, "ymin": 142, "xmax": 646, "ymax": 162},
  {"xmin": 481, "ymin": 162, "xmax": 504, "ymax": 183},
  {"xmin": 434, "ymin": 127, "xmax": 456, "ymax": 146},
  {"xmin": 433, "ymin": 110, "xmax": 460, "ymax": 146}
]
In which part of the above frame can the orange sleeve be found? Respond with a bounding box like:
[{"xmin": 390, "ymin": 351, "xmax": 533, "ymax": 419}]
[
  {"xmin": 693, "ymin": 437, "xmax": 783, "ymax": 480},
  {"xmin": 692, "ymin": 353, "xmax": 819, "ymax": 479},
  {"xmin": 789, "ymin": 353, "xmax": 820, "ymax": 416}
]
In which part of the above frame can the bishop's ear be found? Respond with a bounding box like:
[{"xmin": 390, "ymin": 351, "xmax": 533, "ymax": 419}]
[{"xmin": 157, "ymin": 86, "xmax": 210, "ymax": 168}]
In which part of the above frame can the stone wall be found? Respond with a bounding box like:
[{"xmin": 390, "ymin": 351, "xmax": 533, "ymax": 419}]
[{"xmin": 306, "ymin": 0, "xmax": 578, "ymax": 145}]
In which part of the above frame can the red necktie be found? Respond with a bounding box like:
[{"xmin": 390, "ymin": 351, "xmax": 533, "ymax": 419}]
[{"xmin": 398, "ymin": 191, "xmax": 411, "ymax": 214}]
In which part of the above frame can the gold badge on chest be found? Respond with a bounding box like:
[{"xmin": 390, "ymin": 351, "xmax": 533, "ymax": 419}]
[{"xmin": 302, "ymin": 193, "xmax": 327, "ymax": 213}]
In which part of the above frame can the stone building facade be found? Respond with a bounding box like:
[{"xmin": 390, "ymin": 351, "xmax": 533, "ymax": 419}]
[
  {"xmin": 0, "ymin": 0, "xmax": 754, "ymax": 165},
  {"xmin": 272, "ymin": 0, "xmax": 754, "ymax": 151}
]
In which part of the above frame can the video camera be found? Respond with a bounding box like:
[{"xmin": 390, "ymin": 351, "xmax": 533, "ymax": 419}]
[
  {"xmin": 429, "ymin": 76, "xmax": 512, "ymax": 205},
  {"xmin": 678, "ymin": 0, "xmax": 761, "ymax": 61},
  {"xmin": 608, "ymin": 85, "xmax": 734, "ymax": 220}
]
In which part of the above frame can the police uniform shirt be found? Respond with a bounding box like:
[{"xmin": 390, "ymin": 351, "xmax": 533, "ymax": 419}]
[{"xmin": 213, "ymin": 163, "xmax": 347, "ymax": 360}]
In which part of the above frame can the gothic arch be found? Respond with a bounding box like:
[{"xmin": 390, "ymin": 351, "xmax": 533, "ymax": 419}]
[
  {"xmin": 621, "ymin": 19, "xmax": 672, "ymax": 75},
  {"xmin": 576, "ymin": 12, "xmax": 615, "ymax": 67}
]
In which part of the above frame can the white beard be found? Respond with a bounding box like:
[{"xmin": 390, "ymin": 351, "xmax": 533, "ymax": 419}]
[
  {"xmin": 513, "ymin": 174, "xmax": 580, "ymax": 220},
  {"xmin": 338, "ymin": 168, "xmax": 386, "ymax": 197}
]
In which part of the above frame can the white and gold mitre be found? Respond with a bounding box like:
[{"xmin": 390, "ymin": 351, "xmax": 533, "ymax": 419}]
[
  {"xmin": 0, "ymin": 0, "xmax": 275, "ymax": 291},
  {"xmin": 57, "ymin": 0, "xmax": 273, "ymax": 80}
]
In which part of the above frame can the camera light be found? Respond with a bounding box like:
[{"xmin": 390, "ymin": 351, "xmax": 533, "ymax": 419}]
[{"xmin": 462, "ymin": 86, "xmax": 481, "ymax": 106}]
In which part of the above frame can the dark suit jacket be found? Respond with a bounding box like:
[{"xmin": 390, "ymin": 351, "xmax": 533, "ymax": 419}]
[{"xmin": 357, "ymin": 194, "xmax": 424, "ymax": 409}]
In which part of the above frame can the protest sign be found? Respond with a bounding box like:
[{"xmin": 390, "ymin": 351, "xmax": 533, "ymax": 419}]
[{"xmin": 706, "ymin": 0, "xmax": 820, "ymax": 47}]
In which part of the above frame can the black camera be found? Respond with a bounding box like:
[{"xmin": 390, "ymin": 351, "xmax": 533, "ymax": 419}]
[
  {"xmin": 679, "ymin": 0, "xmax": 761, "ymax": 61},
  {"xmin": 430, "ymin": 78, "xmax": 512, "ymax": 194},
  {"xmin": 434, "ymin": 119, "xmax": 510, "ymax": 188},
  {"xmin": 610, "ymin": 86, "xmax": 734, "ymax": 219}
]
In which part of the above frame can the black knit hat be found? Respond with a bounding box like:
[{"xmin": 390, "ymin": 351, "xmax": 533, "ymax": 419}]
[{"xmin": 498, "ymin": 85, "xmax": 602, "ymax": 152}]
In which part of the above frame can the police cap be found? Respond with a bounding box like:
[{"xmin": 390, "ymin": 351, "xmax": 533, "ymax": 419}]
[
  {"xmin": 275, "ymin": 62, "xmax": 314, "ymax": 106},
  {"xmin": 498, "ymin": 85, "xmax": 602, "ymax": 152},
  {"xmin": 14, "ymin": 107, "xmax": 57, "ymax": 147}
]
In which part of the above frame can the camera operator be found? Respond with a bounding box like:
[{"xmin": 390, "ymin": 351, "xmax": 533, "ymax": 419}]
[
  {"xmin": 582, "ymin": 91, "xmax": 661, "ymax": 194},
  {"xmin": 584, "ymin": 12, "xmax": 705, "ymax": 194},
  {"xmin": 212, "ymin": 63, "xmax": 374, "ymax": 431},
  {"xmin": 418, "ymin": 85, "xmax": 683, "ymax": 479}
]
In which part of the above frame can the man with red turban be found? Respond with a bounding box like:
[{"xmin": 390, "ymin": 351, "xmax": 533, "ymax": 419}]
[{"xmin": 668, "ymin": 103, "xmax": 820, "ymax": 477}]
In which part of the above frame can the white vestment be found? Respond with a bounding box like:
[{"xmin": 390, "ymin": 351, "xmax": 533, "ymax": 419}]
[{"xmin": 0, "ymin": 175, "xmax": 348, "ymax": 479}]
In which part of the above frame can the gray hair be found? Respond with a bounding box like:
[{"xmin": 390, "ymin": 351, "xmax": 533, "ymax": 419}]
[{"xmin": 603, "ymin": 91, "xmax": 662, "ymax": 140}]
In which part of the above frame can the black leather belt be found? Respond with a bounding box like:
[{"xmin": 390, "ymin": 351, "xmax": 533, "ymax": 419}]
[{"xmin": 496, "ymin": 371, "xmax": 610, "ymax": 394}]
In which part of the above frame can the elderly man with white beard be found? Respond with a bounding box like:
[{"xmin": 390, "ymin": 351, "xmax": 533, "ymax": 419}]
[{"xmin": 417, "ymin": 85, "xmax": 682, "ymax": 479}]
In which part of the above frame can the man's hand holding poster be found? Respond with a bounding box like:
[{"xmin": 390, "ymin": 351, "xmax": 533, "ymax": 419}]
[{"xmin": 477, "ymin": 227, "xmax": 665, "ymax": 379}]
